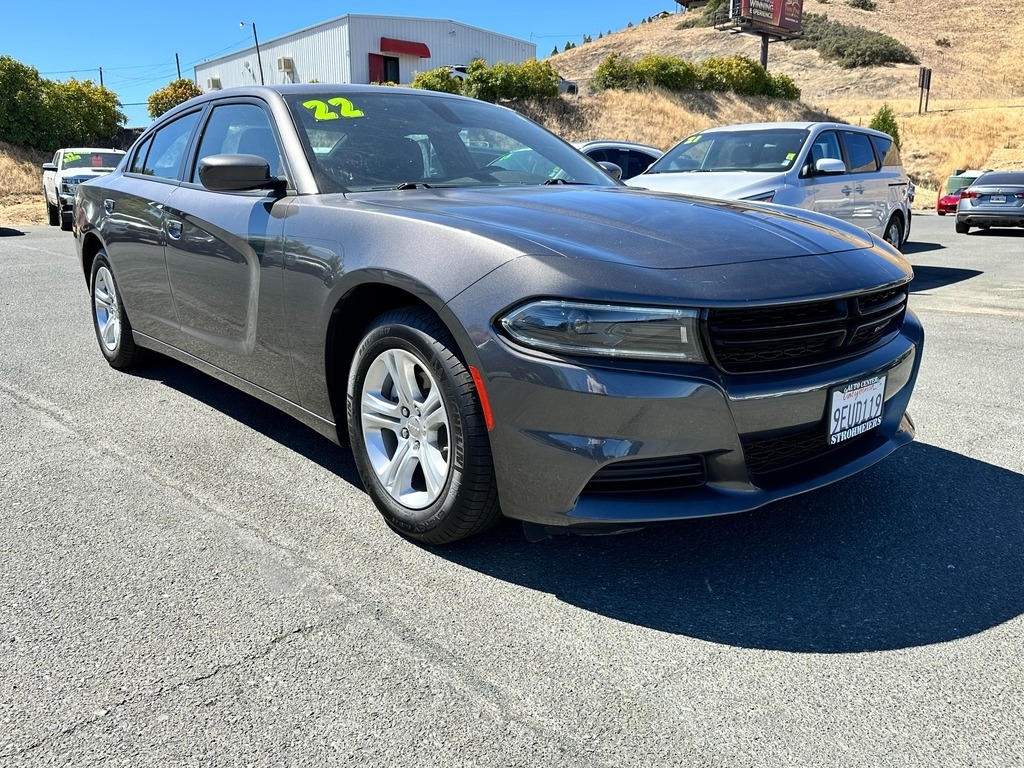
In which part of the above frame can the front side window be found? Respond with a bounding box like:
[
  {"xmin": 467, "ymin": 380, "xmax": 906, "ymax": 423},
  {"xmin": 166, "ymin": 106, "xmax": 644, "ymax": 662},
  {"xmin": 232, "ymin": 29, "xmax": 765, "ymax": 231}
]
[
  {"xmin": 191, "ymin": 102, "xmax": 283, "ymax": 183},
  {"xmin": 139, "ymin": 111, "xmax": 201, "ymax": 180}
]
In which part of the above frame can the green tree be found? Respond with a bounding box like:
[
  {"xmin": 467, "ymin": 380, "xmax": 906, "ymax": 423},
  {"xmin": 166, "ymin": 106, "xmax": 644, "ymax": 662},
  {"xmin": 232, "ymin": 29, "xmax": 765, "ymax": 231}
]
[
  {"xmin": 410, "ymin": 67, "xmax": 463, "ymax": 95},
  {"xmin": 869, "ymin": 103, "xmax": 901, "ymax": 148},
  {"xmin": 43, "ymin": 78, "xmax": 125, "ymax": 149},
  {"xmin": 593, "ymin": 53, "xmax": 638, "ymax": 90},
  {"xmin": 147, "ymin": 79, "xmax": 203, "ymax": 120},
  {"xmin": 0, "ymin": 55, "xmax": 48, "ymax": 146},
  {"xmin": 463, "ymin": 58, "xmax": 559, "ymax": 102}
]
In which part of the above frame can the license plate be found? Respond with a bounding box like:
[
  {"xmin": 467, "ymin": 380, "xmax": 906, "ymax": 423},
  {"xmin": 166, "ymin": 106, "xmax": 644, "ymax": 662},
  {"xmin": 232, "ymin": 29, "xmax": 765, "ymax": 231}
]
[
  {"xmin": 990, "ymin": 195, "xmax": 1006, "ymax": 203},
  {"xmin": 828, "ymin": 375, "xmax": 885, "ymax": 445}
]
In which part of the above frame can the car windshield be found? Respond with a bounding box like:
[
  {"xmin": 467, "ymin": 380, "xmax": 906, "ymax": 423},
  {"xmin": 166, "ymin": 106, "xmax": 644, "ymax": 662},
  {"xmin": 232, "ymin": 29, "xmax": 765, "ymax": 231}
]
[
  {"xmin": 646, "ymin": 128, "xmax": 810, "ymax": 174},
  {"xmin": 284, "ymin": 90, "xmax": 616, "ymax": 192},
  {"xmin": 63, "ymin": 151, "xmax": 123, "ymax": 170},
  {"xmin": 945, "ymin": 174, "xmax": 980, "ymax": 194}
]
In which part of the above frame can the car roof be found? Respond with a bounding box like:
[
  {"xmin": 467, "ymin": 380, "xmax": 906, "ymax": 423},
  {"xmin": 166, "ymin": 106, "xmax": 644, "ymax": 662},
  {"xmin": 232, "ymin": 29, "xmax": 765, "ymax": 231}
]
[
  {"xmin": 689, "ymin": 122, "xmax": 890, "ymax": 138},
  {"xmin": 61, "ymin": 147, "xmax": 125, "ymax": 153},
  {"xmin": 573, "ymin": 140, "xmax": 663, "ymax": 154},
  {"xmin": 974, "ymin": 170, "xmax": 1024, "ymax": 184}
]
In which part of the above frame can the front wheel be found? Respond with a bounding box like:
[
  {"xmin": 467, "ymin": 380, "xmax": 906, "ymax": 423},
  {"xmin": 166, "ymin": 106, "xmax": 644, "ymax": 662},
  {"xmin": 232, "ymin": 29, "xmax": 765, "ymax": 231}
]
[
  {"xmin": 90, "ymin": 252, "xmax": 145, "ymax": 369},
  {"xmin": 882, "ymin": 216, "xmax": 903, "ymax": 249},
  {"xmin": 347, "ymin": 307, "xmax": 501, "ymax": 544},
  {"xmin": 46, "ymin": 199, "xmax": 59, "ymax": 226}
]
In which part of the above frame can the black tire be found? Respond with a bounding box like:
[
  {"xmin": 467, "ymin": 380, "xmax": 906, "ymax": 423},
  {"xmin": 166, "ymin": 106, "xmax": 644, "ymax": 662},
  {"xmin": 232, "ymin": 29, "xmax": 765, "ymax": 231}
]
[
  {"xmin": 46, "ymin": 199, "xmax": 59, "ymax": 226},
  {"xmin": 347, "ymin": 307, "xmax": 501, "ymax": 544},
  {"xmin": 90, "ymin": 252, "xmax": 145, "ymax": 369},
  {"xmin": 59, "ymin": 211, "xmax": 73, "ymax": 231},
  {"xmin": 937, "ymin": 211, "xmax": 946, "ymax": 216},
  {"xmin": 955, "ymin": 221, "xmax": 970, "ymax": 234},
  {"xmin": 882, "ymin": 215, "xmax": 903, "ymax": 249}
]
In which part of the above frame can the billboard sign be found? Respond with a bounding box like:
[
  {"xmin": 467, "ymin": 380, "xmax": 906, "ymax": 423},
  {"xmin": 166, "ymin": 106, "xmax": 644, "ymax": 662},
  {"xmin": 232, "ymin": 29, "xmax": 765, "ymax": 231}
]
[{"xmin": 733, "ymin": 0, "xmax": 803, "ymax": 34}]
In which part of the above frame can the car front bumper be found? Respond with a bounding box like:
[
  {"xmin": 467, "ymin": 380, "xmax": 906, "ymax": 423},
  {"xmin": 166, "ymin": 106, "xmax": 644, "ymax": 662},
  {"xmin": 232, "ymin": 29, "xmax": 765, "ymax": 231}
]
[{"xmin": 460, "ymin": 308, "xmax": 923, "ymax": 531}]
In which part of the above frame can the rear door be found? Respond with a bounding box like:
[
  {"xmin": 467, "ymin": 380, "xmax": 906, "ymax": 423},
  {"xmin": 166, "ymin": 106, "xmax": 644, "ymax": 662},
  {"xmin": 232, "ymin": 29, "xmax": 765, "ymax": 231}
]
[
  {"xmin": 837, "ymin": 129, "xmax": 887, "ymax": 237},
  {"xmin": 100, "ymin": 110, "xmax": 203, "ymax": 336}
]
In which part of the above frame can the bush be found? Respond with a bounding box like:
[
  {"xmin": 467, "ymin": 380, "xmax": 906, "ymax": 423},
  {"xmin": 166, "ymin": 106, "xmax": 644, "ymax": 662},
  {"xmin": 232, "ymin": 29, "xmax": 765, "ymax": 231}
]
[
  {"xmin": 635, "ymin": 55, "xmax": 700, "ymax": 91},
  {"xmin": 410, "ymin": 67, "xmax": 463, "ymax": 95},
  {"xmin": 147, "ymin": 79, "xmax": 203, "ymax": 119},
  {"xmin": 698, "ymin": 56, "xmax": 771, "ymax": 96},
  {"xmin": 793, "ymin": 14, "xmax": 919, "ymax": 68},
  {"xmin": 869, "ymin": 103, "xmax": 901, "ymax": 149},
  {"xmin": 847, "ymin": 0, "xmax": 877, "ymax": 9},
  {"xmin": 593, "ymin": 53, "xmax": 799, "ymax": 100},
  {"xmin": 462, "ymin": 58, "xmax": 559, "ymax": 102}
]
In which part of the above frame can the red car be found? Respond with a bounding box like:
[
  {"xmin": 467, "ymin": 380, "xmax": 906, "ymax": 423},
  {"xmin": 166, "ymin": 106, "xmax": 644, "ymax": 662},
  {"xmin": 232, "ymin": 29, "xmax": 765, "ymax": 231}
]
[{"xmin": 937, "ymin": 186, "xmax": 966, "ymax": 215}]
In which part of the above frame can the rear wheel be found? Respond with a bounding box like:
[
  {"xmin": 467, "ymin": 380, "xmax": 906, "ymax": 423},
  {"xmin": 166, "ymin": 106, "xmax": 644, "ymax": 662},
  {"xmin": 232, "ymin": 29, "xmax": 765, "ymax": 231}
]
[
  {"xmin": 90, "ymin": 252, "xmax": 145, "ymax": 369},
  {"xmin": 882, "ymin": 216, "xmax": 903, "ymax": 248},
  {"xmin": 955, "ymin": 221, "xmax": 970, "ymax": 234},
  {"xmin": 347, "ymin": 307, "xmax": 501, "ymax": 544},
  {"xmin": 59, "ymin": 211, "xmax": 73, "ymax": 231}
]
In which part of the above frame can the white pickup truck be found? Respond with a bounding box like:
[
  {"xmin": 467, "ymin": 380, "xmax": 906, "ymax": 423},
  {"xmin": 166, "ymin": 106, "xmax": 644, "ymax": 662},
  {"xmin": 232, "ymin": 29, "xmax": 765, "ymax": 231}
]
[{"xmin": 42, "ymin": 147, "xmax": 125, "ymax": 230}]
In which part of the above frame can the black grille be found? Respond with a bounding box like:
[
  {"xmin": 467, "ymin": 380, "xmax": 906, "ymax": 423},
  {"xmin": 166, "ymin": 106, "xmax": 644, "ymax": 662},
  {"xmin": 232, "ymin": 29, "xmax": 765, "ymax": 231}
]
[
  {"xmin": 583, "ymin": 454, "xmax": 706, "ymax": 494},
  {"xmin": 705, "ymin": 285, "xmax": 908, "ymax": 374},
  {"xmin": 741, "ymin": 422, "xmax": 875, "ymax": 477}
]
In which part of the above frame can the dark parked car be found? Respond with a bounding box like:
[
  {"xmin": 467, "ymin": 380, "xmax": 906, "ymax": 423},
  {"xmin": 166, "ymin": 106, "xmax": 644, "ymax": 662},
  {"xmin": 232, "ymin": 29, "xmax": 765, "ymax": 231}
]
[
  {"xmin": 74, "ymin": 85, "xmax": 923, "ymax": 544},
  {"xmin": 955, "ymin": 170, "xmax": 1024, "ymax": 234},
  {"xmin": 573, "ymin": 140, "xmax": 663, "ymax": 180}
]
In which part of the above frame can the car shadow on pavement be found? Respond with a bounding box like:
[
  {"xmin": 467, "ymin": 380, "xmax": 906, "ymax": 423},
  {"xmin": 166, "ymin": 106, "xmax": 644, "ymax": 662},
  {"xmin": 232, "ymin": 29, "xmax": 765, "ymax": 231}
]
[
  {"xmin": 900, "ymin": 239, "xmax": 944, "ymax": 255},
  {"xmin": 909, "ymin": 265, "xmax": 983, "ymax": 292},
  {"xmin": 442, "ymin": 443, "xmax": 1024, "ymax": 654},
  {"xmin": 0, "ymin": 227, "xmax": 27, "ymax": 238},
  {"xmin": 135, "ymin": 357, "xmax": 364, "ymax": 489}
]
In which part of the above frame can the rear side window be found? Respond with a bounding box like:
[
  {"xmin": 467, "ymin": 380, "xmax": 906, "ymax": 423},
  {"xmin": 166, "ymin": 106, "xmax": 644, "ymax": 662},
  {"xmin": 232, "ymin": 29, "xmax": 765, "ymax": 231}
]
[
  {"xmin": 870, "ymin": 135, "xmax": 901, "ymax": 167},
  {"xmin": 841, "ymin": 131, "xmax": 879, "ymax": 174},
  {"xmin": 129, "ymin": 137, "xmax": 153, "ymax": 175},
  {"xmin": 138, "ymin": 111, "xmax": 201, "ymax": 180}
]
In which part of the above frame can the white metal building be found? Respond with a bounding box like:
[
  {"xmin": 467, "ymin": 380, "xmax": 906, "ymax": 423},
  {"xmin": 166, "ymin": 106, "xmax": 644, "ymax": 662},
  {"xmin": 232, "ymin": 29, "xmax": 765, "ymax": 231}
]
[{"xmin": 194, "ymin": 15, "xmax": 536, "ymax": 91}]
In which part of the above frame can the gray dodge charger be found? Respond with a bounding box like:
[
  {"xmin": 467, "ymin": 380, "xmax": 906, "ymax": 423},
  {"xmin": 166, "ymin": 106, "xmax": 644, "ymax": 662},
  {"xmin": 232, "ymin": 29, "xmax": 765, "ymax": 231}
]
[{"xmin": 74, "ymin": 85, "xmax": 923, "ymax": 543}]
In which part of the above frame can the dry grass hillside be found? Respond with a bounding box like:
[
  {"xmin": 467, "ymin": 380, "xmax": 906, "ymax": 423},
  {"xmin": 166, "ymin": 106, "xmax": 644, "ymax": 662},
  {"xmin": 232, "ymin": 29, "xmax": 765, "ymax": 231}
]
[{"xmin": 546, "ymin": 7, "xmax": 1024, "ymax": 204}]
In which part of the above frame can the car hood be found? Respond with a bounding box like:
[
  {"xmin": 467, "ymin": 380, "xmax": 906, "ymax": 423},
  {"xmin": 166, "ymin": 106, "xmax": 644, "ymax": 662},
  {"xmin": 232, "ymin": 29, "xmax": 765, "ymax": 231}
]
[
  {"xmin": 347, "ymin": 185, "xmax": 873, "ymax": 270},
  {"xmin": 625, "ymin": 170, "xmax": 784, "ymax": 201},
  {"xmin": 60, "ymin": 168, "xmax": 116, "ymax": 179}
]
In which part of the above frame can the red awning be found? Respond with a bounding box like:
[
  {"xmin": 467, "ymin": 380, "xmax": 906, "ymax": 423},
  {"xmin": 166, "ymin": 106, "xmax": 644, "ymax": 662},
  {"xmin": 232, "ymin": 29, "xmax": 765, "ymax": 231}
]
[{"xmin": 380, "ymin": 37, "xmax": 431, "ymax": 58}]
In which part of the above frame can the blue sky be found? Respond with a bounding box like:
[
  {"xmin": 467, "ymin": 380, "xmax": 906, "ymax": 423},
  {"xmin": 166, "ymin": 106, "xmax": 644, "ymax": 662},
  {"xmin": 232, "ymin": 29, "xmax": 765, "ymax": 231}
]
[{"xmin": 3, "ymin": 1, "xmax": 675, "ymax": 127}]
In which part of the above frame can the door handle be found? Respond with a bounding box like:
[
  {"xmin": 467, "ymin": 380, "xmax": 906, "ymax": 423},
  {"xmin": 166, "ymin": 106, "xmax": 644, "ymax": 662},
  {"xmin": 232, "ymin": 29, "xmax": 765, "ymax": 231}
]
[
  {"xmin": 167, "ymin": 220, "xmax": 182, "ymax": 240},
  {"xmin": 841, "ymin": 186, "xmax": 853, "ymax": 195},
  {"xmin": 103, "ymin": 199, "xmax": 115, "ymax": 214}
]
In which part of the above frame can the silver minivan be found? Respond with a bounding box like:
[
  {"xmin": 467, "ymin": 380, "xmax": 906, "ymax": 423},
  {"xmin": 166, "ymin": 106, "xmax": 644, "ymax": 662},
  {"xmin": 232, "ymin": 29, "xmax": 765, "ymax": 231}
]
[{"xmin": 626, "ymin": 122, "xmax": 913, "ymax": 248}]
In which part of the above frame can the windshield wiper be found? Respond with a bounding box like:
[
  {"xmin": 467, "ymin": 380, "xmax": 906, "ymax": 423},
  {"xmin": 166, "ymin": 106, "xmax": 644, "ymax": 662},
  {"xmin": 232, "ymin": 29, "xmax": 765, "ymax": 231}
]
[
  {"xmin": 396, "ymin": 181, "xmax": 433, "ymax": 190},
  {"xmin": 542, "ymin": 178, "xmax": 591, "ymax": 185}
]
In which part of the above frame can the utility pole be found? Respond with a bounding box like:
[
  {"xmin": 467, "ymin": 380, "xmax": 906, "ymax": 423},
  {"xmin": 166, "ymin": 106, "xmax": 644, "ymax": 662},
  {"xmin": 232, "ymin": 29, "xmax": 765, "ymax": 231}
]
[
  {"xmin": 175, "ymin": 53, "xmax": 181, "ymax": 80},
  {"xmin": 241, "ymin": 22, "xmax": 265, "ymax": 85},
  {"xmin": 99, "ymin": 67, "xmax": 103, "ymax": 87}
]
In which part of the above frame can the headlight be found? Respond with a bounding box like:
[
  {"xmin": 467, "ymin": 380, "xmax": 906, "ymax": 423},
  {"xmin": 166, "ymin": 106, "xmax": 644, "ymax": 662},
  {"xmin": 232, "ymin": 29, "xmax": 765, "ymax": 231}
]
[
  {"xmin": 500, "ymin": 300, "xmax": 706, "ymax": 362},
  {"xmin": 741, "ymin": 191, "xmax": 776, "ymax": 203}
]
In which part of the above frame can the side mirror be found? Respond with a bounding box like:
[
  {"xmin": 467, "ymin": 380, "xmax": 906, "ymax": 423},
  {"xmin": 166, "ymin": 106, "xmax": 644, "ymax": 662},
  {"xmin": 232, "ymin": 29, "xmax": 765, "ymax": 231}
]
[
  {"xmin": 597, "ymin": 161, "xmax": 623, "ymax": 181},
  {"xmin": 814, "ymin": 158, "xmax": 846, "ymax": 175},
  {"xmin": 198, "ymin": 154, "xmax": 281, "ymax": 192},
  {"xmin": 42, "ymin": 162, "xmax": 57, "ymax": 171}
]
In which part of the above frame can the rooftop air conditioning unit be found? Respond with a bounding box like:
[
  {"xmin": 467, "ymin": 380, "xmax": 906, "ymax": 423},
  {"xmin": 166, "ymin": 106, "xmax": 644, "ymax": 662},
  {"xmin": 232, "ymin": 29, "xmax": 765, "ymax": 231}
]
[
  {"xmin": 207, "ymin": 77, "xmax": 222, "ymax": 90},
  {"xmin": 277, "ymin": 57, "xmax": 295, "ymax": 74}
]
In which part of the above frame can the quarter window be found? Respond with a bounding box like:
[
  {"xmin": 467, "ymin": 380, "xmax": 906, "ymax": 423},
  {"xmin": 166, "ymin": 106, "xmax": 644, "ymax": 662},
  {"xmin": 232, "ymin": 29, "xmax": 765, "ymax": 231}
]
[{"xmin": 870, "ymin": 135, "xmax": 901, "ymax": 167}]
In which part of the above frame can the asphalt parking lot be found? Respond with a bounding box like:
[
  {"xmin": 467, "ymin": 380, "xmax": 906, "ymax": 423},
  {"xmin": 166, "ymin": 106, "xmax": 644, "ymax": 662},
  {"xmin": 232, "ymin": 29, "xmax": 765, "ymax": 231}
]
[{"xmin": 1, "ymin": 214, "xmax": 1022, "ymax": 766}]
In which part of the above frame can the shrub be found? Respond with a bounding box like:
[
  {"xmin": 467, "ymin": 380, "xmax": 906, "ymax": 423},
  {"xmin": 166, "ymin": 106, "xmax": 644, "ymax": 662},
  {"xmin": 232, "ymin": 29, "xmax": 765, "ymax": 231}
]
[
  {"xmin": 869, "ymin": 103, "xmax": 901, "ymax": 149},
  {"xmin": 593, "ymin": 53, "xmax": 639, "ymax": 90},
  {"xmin": 462, "ymin": 58, "xmax": 558, "ymax": 102},
  {"xmin": 935, "ymin": 37, "xmax": 951, "ymax": 47},
  {"xmin": 410, "ymin": 67, "xmax": 463, "ymax": 95},
  {"xmin": 847, "ymin": 0, "xmax": 877, "ymax": 10},
  {"xmin": 793, "ymin": 14, "xmax": 919, "ymax": 68},
  {"xmin": 766, "ymin": 73, "xmax": 802, "ymax": 100},
  {"xmin": 698, "ymin": 56, "xmax": 771, "ymax": 96},
  {"xmin": 634, "ymin": 55, "xmax": 700, "ymax": 91}
]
